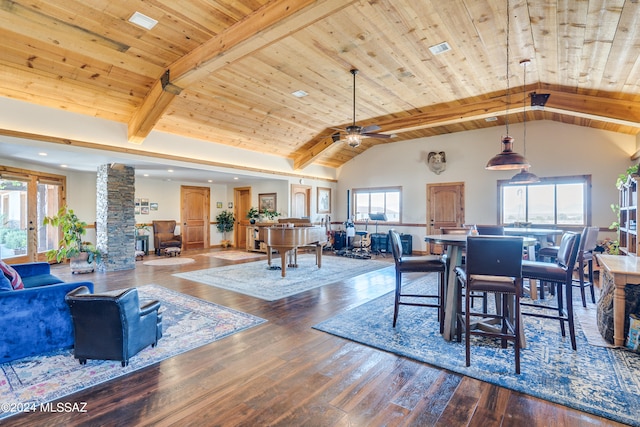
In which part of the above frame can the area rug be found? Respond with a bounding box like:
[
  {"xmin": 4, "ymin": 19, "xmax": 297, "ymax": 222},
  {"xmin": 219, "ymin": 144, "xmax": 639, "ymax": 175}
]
[
  {"xmin": 143, "ymin": 257, "xmax": 195, "ymax": 266},
  {"xmin": 174, "ymin": 254, "xmax": 391, "ymax": 301},
  {"xmin": 199, "ymin": 251, "xmax": 265, "ymax": 261},
  {"xmin": 313, "ymin": 274, "xmax": 640, "ymax": 427},
  {"xmin": 0, "ymin": 284, "xmax": 266, "ymax": 421}
]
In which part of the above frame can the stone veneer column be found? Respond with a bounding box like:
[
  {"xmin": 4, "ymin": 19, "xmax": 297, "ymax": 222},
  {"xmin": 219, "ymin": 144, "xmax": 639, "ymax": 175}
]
[{"xmin": 96, "ymin": 164, "xmax": 135, "ymax": 272}]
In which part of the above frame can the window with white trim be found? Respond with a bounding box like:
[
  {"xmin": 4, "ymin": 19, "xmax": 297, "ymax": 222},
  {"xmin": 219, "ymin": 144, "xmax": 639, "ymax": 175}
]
[
  {"xmin": 498, "ymin": 175, "xmax": 591, "ymax": 226},
  {"xmin": 352, "ymin": 187, "xmax": 402, "ymax": 223}
]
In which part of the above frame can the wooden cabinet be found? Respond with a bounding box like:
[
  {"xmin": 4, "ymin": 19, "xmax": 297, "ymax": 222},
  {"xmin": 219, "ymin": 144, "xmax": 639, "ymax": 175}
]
[
  {"xmin": 619, "ymin": 174, "xmax": 638, "ymax": 256},
  {"xmin": 246, "ymin": 225, "xmax": 274, "ymax": 253}
]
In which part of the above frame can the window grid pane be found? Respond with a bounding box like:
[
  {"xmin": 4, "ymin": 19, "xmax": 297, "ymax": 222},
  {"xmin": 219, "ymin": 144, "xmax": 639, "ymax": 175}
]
[
  {"xmin": 499, "ymin": 177, "xmax": 588, "ymax": 226},
  {"xmin": 353, "ymin": 188, "xmax": 401, "ymax": 222}
]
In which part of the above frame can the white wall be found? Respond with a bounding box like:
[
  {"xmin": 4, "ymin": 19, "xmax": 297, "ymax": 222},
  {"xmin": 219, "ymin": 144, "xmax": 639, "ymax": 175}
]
[
  {"xmin": 3, "ymin": 120, "xmax": 635, "ymax": 253},
  {"xmin": 336, "ymin": 120, "xmax": 636, "ymax": 251}
]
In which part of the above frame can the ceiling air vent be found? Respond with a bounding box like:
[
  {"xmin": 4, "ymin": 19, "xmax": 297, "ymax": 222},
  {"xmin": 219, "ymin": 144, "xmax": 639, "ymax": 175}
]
[
  {"xmin": 429, "ymin": 42, "xmax": 452, "ymax": 55},
  {"xmin": 129, "ymin": 12, "xmax": 158, "ymax": 30}
]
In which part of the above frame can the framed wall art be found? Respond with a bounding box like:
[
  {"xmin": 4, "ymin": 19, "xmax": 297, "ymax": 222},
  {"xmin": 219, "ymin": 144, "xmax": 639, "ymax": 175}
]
[
  {"xmin": 317, "ymin": 187, "xmax": 331, "ymax": 214},
  {"xmin": 259, "ymin": 193, "xmax": 277, "ymax": 212}
]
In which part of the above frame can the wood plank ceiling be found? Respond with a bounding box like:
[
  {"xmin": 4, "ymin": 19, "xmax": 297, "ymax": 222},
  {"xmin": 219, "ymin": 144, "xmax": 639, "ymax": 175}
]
[{"xmin": 1, "ymin": 0, "xmax": 639, "ymax": 170}]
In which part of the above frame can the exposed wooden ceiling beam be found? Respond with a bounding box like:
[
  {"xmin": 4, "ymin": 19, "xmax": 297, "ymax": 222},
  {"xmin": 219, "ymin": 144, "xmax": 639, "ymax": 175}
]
[
  {"xmin": 293, "ymin": 86, "xmax": 640, "ymax": 170},
  {"xmin": 127, "ymin": 0, "xmax": 357, "ymax": 144}
]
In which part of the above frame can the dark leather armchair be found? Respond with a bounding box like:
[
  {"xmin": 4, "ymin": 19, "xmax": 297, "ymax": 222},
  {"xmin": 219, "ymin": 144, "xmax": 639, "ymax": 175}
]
[
  {"xmin": 65, "ymin": 286, "xmax": 162, "ymax": 366},
  {"xmin": 152, "ymin": 220, "xmax": 182, "ymax": 255}
]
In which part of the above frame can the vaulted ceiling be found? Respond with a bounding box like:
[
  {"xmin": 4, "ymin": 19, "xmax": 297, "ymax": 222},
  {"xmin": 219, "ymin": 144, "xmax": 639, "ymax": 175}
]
[{"xmin": 2, "ymin": 0, "xmax": 640, "ymax": 171}]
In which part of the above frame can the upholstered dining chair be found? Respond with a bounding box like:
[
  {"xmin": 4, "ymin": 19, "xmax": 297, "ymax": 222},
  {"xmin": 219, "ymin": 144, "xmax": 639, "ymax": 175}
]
[
  {"xmin": 455, "ymin": 236, "xmax": 524, "ymax": 374},
  {"xmin": 152, "ymin": 220, "xmax": 182, "ymax": 255},
  {"xmin": 475, "ymin": 225, "xmax": 505, "ymax": 235},
  {"xmin": 520, "ymin": 231, "xmax": 581, "ymax": 350},
  {"xmin": 388, "ymin": 229, "xmax": 446, "ymax": 332},
  {"xmin": 573, "ymin": 227, "xmax": 599, "ymax": 307},
  {"xmin": 65, "ymin": 286, "xmax": 163, "ymax": 367},
  {"xmin": 536, "ymin": 226, "xmax": 598, "ymax": 307}
]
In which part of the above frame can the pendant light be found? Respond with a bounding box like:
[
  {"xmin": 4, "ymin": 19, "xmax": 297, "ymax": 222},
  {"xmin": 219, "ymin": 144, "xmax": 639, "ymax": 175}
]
[
  {"xmin": 346, "ymin": 69, "xmax": 362, "ymax": 148},
  {"xmin": 486, "ymin": 0, "xmax": 530, "ymax": 171},
  {"xmin": 510, "ymin": 59, "xmax": 540, "ymax": 184}
]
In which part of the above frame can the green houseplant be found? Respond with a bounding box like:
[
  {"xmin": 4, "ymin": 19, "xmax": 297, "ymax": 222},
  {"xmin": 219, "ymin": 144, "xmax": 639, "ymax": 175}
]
[
  {"xmin": 261, "ymin": 208, "xmax": 280, "ymax": 221},
  {"xmin": 216, "ymin": 210, "xmax": 235, "ymax": 247},
  {"xmin": 247, "ymin": 207, "xmax": 260, "ymax": 224},
  {"xmin": 43, "ymin": 206, "xmax": 101, "ymax": 273}
]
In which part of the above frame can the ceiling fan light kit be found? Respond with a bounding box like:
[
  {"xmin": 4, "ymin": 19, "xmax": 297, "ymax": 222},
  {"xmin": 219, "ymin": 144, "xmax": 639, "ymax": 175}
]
[{"xmin": 334, "ymin": 68, "xmax": 394, "ymax": 148}]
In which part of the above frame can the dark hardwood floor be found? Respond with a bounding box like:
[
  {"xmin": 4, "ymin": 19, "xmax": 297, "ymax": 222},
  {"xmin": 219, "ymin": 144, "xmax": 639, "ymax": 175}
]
[{"xmin": 9, "ymin": 249, "xmax": 626, "ymax": 426}]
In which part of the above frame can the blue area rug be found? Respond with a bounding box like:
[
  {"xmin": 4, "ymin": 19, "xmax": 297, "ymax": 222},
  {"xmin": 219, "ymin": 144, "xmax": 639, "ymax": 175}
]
[
  {"xmin": 174, "ymin": 254, "xmax": 390, "ymax": 301},
  {"xmin": 0, "ymin": 285, "xmax": 266, "ymax": 421},
  {"xmin": 313, "ymin": 273, "xmax": 640, "ymax": 426}
]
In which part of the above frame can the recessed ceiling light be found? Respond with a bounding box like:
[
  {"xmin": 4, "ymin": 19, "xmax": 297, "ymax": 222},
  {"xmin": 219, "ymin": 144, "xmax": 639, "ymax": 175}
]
[
  {"xmin": 60, "ymin": 164, "xmax": 68, "ymax": 168},
  {"xmin": 291, "ymin": 90, "xmax": 308, "ymax": 98},
  {"xmin": 129, "ymin": 11, "xmax": 158, "ymax": 30},
  {"xmin": 143, "ymin": 174, "xmax": 149, "ymax": 177},
  {"xmin": 429, "ymin": 41, "xmax": 451, "ymax": 55},
  {"xmin": 38, "ymin": 152, "xmax": 47, "ymax": 156},
  {"xmin": 485, "ymin": 117, "xmax": 498, "ymax": 122},
  {"xmin": 207, "ymin": 179, "xmax": 213, "ymax": 183},
  {"xmin": 167, "ymin": 169, "xmax": 174, "ymax": 173},
  {"xmin": 233, "ymin": 177, "xmax": 239, "ymax": 180}
]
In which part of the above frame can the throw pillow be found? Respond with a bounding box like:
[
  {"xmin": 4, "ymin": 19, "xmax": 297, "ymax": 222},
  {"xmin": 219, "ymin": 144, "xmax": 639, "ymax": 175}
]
[
  {"xmin": 0, "ymin": 273, "xmax": 12, "ymax": 292},
  {"xmin": 0, "ymin": 260, "xmax": 24, "ymax": 290}
]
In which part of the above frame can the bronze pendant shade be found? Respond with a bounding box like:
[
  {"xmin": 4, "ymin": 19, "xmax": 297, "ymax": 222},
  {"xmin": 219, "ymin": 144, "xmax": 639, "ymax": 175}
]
[
  {"xmin": 509, "ymin": 167, "xmax": 540, "ymax": 184},
  {"xmin": 485, "ymin": 136, "xmax": 530, "ymax": 170}
]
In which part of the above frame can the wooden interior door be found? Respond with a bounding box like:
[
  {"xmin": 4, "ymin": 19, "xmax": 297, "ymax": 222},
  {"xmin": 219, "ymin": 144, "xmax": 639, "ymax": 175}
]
[
  {"xmin": 234, "ymin": 187, "xmax": 251, "ymax": 249},
  {"xmin": 291, "ymin": 184, "xmax": 311, "ymax": 217},
  {"xmin": 427, "ymin": 182, "xmax": 465, "ymax": 254},
  {"xmin": 181, "ymin": 186, "xmax": 210, "ymax": 250}
]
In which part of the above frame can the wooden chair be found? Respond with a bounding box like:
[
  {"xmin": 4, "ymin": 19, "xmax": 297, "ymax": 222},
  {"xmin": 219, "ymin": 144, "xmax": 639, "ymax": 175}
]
[
  {"xmin": 455, "ymin": 236, "xmax": 524, "ymax": 374},
  {"xmin": 388, "ymin": 229, "xmax": 446, "ymax": 331}
]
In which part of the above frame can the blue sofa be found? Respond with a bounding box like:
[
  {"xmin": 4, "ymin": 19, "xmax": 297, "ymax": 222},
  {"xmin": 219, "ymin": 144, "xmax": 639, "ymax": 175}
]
[{"xmin": 0, "ymin": 262, "xmax": 94, "ymax": 363}]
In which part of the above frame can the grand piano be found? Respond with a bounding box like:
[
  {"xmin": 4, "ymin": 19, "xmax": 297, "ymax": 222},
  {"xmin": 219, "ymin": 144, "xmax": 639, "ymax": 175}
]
[{"xmin": 258, "ymin": 224, "xmax": 328, "ymax": 277}]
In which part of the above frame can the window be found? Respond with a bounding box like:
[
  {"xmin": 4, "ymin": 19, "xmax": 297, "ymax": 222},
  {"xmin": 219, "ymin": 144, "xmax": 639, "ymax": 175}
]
[
  {"xmin": 498, "ymin": 175, "xmax": 591, "ymax": 226},
  {"xmin": 0, "ymin": 167, "xmax": 64, "ymax": 262},
  {"xmin": 352, "ymin": 187, "xmax": 401, "ymax": 222}
]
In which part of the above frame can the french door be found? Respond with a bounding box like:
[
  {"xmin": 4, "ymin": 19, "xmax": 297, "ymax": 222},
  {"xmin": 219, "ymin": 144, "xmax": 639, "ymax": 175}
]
[{"xmin": 0, "ymin": 167, "xmax": 65, "ymax": 263}]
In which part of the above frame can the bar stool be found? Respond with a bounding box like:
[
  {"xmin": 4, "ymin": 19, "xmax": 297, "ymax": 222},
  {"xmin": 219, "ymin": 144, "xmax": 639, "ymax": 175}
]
[
  {"xmin": 521, "ymin": 232, "xmax": 581, "ymax": 350},
  {"xmin": 455, "ymin": 236, "xmax": 524, "ymax": 374},
  {"xmin": 389, "ymin": 229, "xmax": 446, "ymax": 332}
]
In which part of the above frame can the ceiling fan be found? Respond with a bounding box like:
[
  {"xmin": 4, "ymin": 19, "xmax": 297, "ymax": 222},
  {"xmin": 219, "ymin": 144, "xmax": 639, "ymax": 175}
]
[{"xmin": 333, "ymin": 69, "xmax": 395, "ymax": 148}]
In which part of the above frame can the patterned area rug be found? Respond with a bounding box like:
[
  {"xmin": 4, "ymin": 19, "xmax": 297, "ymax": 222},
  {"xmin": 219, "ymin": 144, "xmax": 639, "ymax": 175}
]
[
  {"xmin": 0, "ymin": 285, "xmax": 266, "ymax": 421},
  {"xmin": 174, "ymin": 254, "xmax": 391, "ymax": 301},
  {"xmin": 143, "ymin": 257, "xmax": 195, "ymax": 266},
  {"xmin": 314, "ymin": 273, "xmax": 640, "ymax": 427},
  {"xmin": 199, "ymin": 251, "xmax": 265, "ymax": 261}
]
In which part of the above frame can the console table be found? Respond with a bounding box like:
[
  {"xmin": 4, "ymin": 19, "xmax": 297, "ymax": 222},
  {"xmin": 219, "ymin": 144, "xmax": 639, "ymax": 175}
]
[{"xmin": 596, "ymin": 254, "xmax": 640, "ymax": 347}]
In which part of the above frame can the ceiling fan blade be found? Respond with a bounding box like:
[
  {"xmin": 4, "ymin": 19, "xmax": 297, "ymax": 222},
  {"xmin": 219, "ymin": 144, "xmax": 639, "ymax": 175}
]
[
  {"xmin": 331, "ymin": 132, "xmax": 341, "ymax": 143},
  {"xmin": 360, "ymin": 124, "xmax": 381, "ymax": 133},
  {"xmin": 362, "ymin": 133, "xmax": 393, "ymax": 139}
]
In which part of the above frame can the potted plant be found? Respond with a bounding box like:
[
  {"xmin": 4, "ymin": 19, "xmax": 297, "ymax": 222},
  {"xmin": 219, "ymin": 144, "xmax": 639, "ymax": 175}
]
[
  {"xmin": 247, "ymin": 207, "xmax": 260, "ymax": 224},
  {"xmin": 43, "ymin": 206, "xmax": 101, "ymax": 273},
  {"xmin": 216, "ymin": 210, "xmax": 235, "ymax": 248},
  {"xmin": 261, "ymin": 208, "xmax": 280, "ymax": 222}
]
